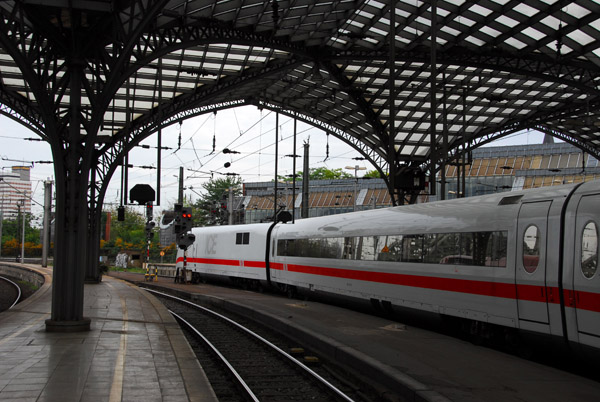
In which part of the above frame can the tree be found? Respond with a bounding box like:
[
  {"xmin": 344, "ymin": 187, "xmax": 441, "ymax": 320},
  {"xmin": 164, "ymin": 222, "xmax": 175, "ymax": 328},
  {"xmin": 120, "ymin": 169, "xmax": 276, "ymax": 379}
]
[
  {"xmin": 278, "ymin": 167, "xmax": 352, "ymax": 182},
  {"xmin": 1, "ymin": 214, "xmax": 41, "ymax": 247},
  {"xmin": 193, "ymin": 176, "xmax": 243, "ymax": 226},
  {"xmin": 105, "ymin": 206, "xmax": 147, "ymax": 247},
  {"xmin": 364, "ymin": 169, "xmax": 382, "ymax": 178}
]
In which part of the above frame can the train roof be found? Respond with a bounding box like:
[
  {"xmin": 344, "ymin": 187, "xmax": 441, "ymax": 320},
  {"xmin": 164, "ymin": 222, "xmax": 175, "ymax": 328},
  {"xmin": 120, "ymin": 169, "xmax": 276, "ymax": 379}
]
[
  {"xmin": 274, "ymin": 182, "xmax": 586, "ymax": 238},
  {"xmin": 191, "ymin": 222, "xmax": 271, "ymax": 235}
]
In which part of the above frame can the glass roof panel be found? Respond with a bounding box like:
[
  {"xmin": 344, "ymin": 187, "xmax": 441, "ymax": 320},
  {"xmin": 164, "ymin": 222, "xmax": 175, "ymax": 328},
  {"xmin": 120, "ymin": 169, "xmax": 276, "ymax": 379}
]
[
  {"xmin": 521, "ymin": 27, "xmax": 546, "ymax": 41},
  {"xmin": 366, "ymin": 0, "xmax": 385, "ymax": 8},
  {"xmin": 469, "ymin": 4, "xmax": 493, "ymax": 17},
  {"xmin": 504, "ymin": 37, "xmax": 527, "ymax": 50},
  {"xmin": 440, "ymin": 25, "xmax": 461, "ymax": 36},
  {"xmin": 563, "ymin": 3, "xmax": 591, "ymax": 19},
  {"xmin": 479, "ymin": 26, "xmax": 501, "ymax": 38},
  {"xmin": 437, "ymin": 7, "xmax": 450, "ymax": 17},
  {"xmin": 540, "ymin": 14, "xmax": 561, "ymax": 30},
  {"xmin": 496, "ymin": 15, "xmax": 519, "ymax": 28},
  {"xmin": 567, "ymin": 29, "xmax": 596, "ymax": 46},
  {"xmin": 369, "ymin": 26, "xmax": 388, "ymax": 37},
  {"xmin": 465, "ymin": 36, "xmax": 486, "ymax": 46},
  {"xmin": 348, "ymin": 19, "xmax": 365, "ymax": 28},
  {"xmin": 356, "ymin": 9, "xmax": 375, "ymax": 19},
  {"xmin": 445, "ymin": 0, "xmax": 466, "ymax": 6},
  {"xmin": 513, "ymin": 3, "xmax": 540, "ymax": 17},
  {"xmin": 457, "ymin": 16, "xmax": 476, "ymax": 27}
]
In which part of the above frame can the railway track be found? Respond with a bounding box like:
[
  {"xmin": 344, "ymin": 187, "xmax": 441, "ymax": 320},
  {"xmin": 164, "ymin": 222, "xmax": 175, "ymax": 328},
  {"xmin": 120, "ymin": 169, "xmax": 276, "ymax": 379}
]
[
  {"xmin": 146, "ymin": 288, "xmax": 383, "ymax": 402},
  {"xmin": 0, "ymin": 275, "xmax": 21, "ymax": 312}
]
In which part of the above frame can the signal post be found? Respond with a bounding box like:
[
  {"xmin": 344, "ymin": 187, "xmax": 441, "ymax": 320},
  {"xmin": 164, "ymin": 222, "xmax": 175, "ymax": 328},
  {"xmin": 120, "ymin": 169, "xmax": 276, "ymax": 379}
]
[{"xmin": 174, "ymin": 204, "xmax": 195, "ymax": 283}]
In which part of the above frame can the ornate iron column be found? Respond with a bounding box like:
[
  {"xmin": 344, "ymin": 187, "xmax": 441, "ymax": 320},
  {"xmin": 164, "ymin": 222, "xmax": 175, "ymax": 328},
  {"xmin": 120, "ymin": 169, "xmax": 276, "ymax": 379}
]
[{"xmin": 46, "ymin": 54, "xmax": 91, "ymax": 331}]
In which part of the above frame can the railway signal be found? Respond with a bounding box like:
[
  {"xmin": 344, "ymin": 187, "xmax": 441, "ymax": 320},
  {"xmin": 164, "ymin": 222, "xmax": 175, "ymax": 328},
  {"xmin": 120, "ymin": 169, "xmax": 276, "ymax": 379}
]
[
  {"xmin": 173, "ymin": 203, "xmax": 183, "ymax": 234},
  {"xmin": 177, "ymin": 233, "xmax": 195, "ymax": 250},
  {"xmin": 181, "ymin": 207, "xmax": 193, "ymax": 233}
]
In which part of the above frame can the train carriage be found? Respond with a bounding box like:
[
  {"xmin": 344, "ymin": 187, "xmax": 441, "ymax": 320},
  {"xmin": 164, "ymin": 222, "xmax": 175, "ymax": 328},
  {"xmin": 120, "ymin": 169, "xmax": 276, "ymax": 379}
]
[
  {"xmin": 184, "ymin": 223, "xmax": 270, "ymax": 284},
  {"xmin": 177, "ymin": 180, "xmax": 600, "ymax": 352},
  {"xmin": 563, "ymin": 183, "xmax": 600, "ymax": 350}
]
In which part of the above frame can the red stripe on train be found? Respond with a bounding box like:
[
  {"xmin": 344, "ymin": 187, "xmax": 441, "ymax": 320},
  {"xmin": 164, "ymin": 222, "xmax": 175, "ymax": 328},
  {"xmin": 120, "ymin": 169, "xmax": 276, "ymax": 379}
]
[
  {"xmin": 243, "ymin": 260, "xmax": 264, "ymax": 268},
  {"xmin": 177, "ymin": 257, "xmax": 600, "ymax": 312},
  {"xmin": 179, "ymin": 257, "xmax": 240, "ymax": 266},
  {"xmin": 287, "ymin": 263, "xmax": 517, "ymax": 299}
]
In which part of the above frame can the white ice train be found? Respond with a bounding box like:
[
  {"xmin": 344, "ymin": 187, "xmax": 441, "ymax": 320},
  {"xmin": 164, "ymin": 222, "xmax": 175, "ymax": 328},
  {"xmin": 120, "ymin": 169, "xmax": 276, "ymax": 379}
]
[{"xmin": 177, "ymin": 180, "xmax": 600, "ymax": 352}]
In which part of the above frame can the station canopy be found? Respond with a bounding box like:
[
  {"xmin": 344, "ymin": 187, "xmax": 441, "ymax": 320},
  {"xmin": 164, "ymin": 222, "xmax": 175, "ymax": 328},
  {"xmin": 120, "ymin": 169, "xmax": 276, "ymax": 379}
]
[{"xmin": 2, "ymin": 0, "xmax": 600, "ymax": 171}]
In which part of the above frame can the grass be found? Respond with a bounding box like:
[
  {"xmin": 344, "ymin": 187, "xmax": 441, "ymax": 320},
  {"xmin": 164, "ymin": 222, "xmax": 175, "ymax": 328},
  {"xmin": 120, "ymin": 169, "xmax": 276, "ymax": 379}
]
[
  {"xmin": 17, "ymin": 280, "xmax": 39, "ymax": 291},
  {"xmin": 107, "ymin": 266, "xmax": 147, "ymax": 274}
]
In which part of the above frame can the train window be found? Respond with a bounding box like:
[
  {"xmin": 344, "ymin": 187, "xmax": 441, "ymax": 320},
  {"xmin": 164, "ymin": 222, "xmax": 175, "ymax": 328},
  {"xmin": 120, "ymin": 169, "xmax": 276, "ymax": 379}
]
[
  {"xmin": 276, "ymin": 231, "xmax": 507, "ymax": 268},
  {"xmin": 342, "ymin": 237, "xmax": 356, "ymax": 259},
  {"xmin": 359, "ymin": 236, "xmax": 379, "ymax": 261},
  {"xmin": 321, "ymin": 237, "xmax": 343, "ymax": 259},
  {"xmin": 523, "ymin": 225, "xmax": 541, "ymax": 273},
  {"xmin": 236, "ymin": 232, "xmax": 250, "ymax": 245},
  {"xmin": 581, "ymin": 221, "xmax": 598, "ymax": 279},
  {"xmin": 424, "ymin": 233, "xmax": 458, "ymax": 264},
  {"xmin": 400, "ymin": 234, "xmax": 423, "ymax": 263},
  {"xmin": 354, "ymin": 237, "xmax": 365, "ymax": 260},
  {"xmin": 376, "ymin": 235, "xmax": 403, "ymax": 262},
  {"xmin": 277, "ymin": 239, "xmax": 293, "ymax": 256},
  {"xmin": 486, "ymin": 231, "xmax": 508, "ymax": 267}
]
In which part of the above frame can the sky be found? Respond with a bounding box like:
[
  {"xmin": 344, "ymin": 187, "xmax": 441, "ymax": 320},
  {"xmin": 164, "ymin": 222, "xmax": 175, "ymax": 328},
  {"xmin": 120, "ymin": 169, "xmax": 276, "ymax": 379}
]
[{"xmin": 0, "ymin": 105, "xmax": 548, "ymax": 222}]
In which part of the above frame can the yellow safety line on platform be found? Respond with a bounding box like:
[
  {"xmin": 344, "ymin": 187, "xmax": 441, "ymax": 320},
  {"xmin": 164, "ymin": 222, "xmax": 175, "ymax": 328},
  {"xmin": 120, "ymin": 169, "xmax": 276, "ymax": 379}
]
[{"xmin": 109, "ymin": 289, "xmax": 128, "ymax": 402}]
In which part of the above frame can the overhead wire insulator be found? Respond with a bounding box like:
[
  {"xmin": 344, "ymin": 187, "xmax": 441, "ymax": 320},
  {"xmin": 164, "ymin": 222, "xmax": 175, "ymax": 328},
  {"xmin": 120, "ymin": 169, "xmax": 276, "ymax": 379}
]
[
  {"xmin": 208, "ymin": 111, "xmax": 217, "ymax": 155},
  {"xmin": 323, "ymin": 132, "xmax": 330, "ymax": 161},
  {"xmin": 175, "ymin": 120, "xmax": 182, "ymax": 153}
]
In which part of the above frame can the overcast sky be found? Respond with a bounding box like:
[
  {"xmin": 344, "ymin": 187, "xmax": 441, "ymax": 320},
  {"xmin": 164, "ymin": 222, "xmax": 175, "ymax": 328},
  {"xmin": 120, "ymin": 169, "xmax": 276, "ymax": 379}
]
[{"xmin": 0, "ymin": 105, "xmax": 547, "ymax": 221}]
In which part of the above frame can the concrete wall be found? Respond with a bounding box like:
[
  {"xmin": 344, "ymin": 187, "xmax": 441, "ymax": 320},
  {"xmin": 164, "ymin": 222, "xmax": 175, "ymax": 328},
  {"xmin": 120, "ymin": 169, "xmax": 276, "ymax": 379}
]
[{"xmin": 0, "ymin": 263, "xmax": 45, "ymax": 289}]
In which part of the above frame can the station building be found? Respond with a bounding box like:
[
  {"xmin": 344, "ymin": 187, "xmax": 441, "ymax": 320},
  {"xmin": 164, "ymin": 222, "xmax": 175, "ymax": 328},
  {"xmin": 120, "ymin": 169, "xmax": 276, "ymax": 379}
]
[
  {"xmin": 239, "ymin": 140, "xmax": 600, "ymax": 224},
  {"xmin": 440, "ymin": 141, "xmax": 600, "ymax": 199},
  {"xmin": 0, "ymin": 165, "xmax": 32, "ymax": 220}
]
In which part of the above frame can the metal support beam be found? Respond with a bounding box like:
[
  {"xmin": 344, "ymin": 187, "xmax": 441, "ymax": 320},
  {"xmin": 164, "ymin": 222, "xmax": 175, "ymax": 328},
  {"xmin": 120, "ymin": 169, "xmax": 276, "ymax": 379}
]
[
  {"xmin": 85, "ymin": 162, "xmax": 102, "ymax": 284},
  {"xmin": 429, "ymin": 0, "xmax": 438, "ymax": 197},
  {"xmin": 302, "ymin": 142, "xmax": 309, "ymax": 219},
  {"xmin": 388, "ymin": 0, "xmax": 397, "ymax": 206},
  {"xmin": 274, "ymin": 112, "xmax": 279, "ymax": 220},
  {"xmin": 46, "ymin": 56, "xmax": 91, "ymax": 332},
  {"xmin": 41, "ymin": 180, "xmax": 52, "ymax": 267}
]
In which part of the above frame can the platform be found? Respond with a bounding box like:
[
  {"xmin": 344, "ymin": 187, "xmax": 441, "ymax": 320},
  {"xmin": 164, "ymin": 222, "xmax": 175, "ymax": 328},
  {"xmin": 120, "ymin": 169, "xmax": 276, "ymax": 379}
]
[
  {"xmin": 111, "ymin": 271, "xmax": 600, "ymax": 402},
  {"xmin": 0, "ymin": 263, "xmax": 217, "ymax": 402}
]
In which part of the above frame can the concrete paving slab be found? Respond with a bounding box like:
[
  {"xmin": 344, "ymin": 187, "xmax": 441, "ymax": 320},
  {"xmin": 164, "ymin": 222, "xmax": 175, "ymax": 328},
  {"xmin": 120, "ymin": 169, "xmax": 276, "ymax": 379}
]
[{"xmin": 0, "ymin": 263, "xmax": 218, "ymax": 402}]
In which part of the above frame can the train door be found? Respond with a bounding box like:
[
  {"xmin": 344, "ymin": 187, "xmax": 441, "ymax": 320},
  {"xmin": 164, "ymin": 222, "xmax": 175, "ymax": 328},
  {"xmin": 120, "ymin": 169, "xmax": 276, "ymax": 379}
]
[
  {"xmin": 573, "ymin": 194, "xmax": 600, "ymax": 342},
  {"xmin": 516, "ymin": 201, "xmax": 551, "ymax": 325}
]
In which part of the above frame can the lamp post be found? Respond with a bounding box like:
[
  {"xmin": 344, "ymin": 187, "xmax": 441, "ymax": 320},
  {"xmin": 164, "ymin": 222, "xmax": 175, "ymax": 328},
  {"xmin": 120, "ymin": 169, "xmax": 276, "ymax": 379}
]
[
  {"xmin": 345, "ymin": 165, "xmax": 367, "ymax": 211},
  {"xmin": 19, "ymin": 199, "xmax": 25, "ymax": 263}
]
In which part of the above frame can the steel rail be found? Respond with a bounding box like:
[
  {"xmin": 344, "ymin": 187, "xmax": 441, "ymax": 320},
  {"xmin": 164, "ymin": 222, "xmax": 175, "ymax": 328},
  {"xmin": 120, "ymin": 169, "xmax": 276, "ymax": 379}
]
[
  {"xmin": 169, "ymin": 309, "xmax": 260, "ymax": 402},
  {"xmin": 146, "ymin": 288, "xmax": 356, "ymax": 402},
  {"xmin": 0, "ymin": 275, "xmax": 21, "ymax": 309}
]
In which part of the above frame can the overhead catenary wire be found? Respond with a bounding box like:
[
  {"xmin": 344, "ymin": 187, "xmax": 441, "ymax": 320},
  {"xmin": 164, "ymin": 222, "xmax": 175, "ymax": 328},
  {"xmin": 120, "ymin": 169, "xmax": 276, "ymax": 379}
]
[
  {"xmin": 118, "ymin": 108, "xmax": 374, "ymax": 206},
  {"xmin": 151, "ymin": 109, "xmax": 359, "ymax": 181},
  {"xmin": 0, "ymin": 178, "xmax": 44, "ymax": 208}
]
